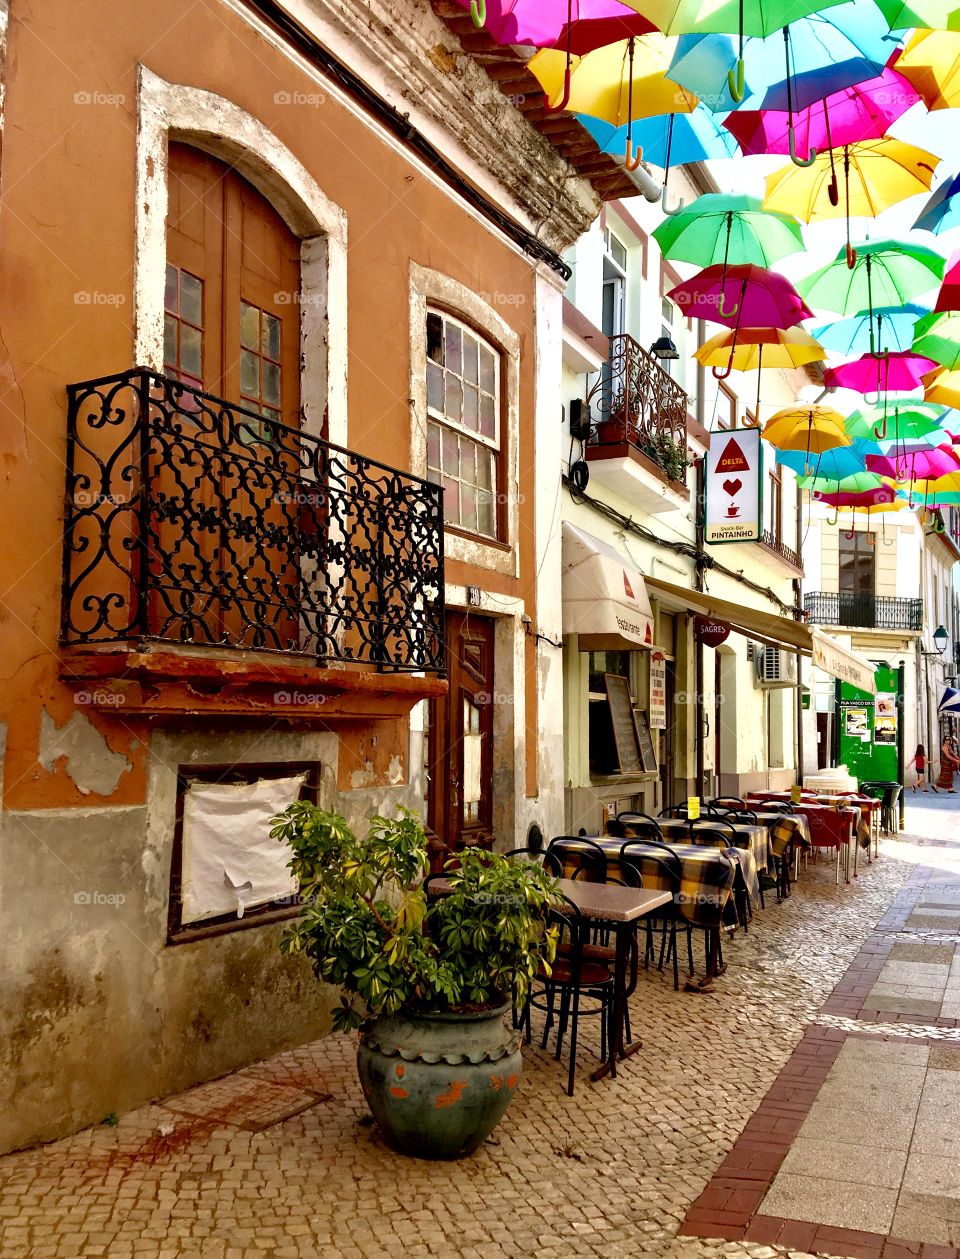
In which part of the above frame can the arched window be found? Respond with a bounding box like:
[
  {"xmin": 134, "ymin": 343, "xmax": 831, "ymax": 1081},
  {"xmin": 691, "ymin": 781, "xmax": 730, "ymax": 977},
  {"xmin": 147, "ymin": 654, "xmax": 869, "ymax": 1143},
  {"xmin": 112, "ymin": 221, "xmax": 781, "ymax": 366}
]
[{"xmin": 425, "ymin": 309, "xmax": 502, "ymax": 540}]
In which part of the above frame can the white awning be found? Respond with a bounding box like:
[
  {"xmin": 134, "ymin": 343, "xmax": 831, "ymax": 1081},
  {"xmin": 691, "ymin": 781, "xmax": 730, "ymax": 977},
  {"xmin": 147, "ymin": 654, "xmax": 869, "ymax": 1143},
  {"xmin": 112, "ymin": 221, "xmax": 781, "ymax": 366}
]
[
  {"xmin": 810, "ymin": 629, "xmax": 877, "ymax": 696},
  {"xmin": 561, "ymin": 522, "xmax": 655, "ymax": 651}
]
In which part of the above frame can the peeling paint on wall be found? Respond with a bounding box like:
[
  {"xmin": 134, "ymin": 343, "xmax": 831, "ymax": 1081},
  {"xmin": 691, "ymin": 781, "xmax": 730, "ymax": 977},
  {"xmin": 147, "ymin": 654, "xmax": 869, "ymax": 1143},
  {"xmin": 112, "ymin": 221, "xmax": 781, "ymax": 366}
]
[{"xmin": 37, "ymin": 708, "xmax": 131, "ymax": 796}]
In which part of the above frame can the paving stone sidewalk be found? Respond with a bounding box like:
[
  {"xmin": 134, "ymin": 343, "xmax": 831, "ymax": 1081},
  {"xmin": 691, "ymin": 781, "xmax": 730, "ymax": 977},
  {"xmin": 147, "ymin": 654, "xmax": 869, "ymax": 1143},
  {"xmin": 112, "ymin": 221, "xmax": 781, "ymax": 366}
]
[{"xmin": 1, "ymin": 799, "xmax": 958, "ymax": 1259}]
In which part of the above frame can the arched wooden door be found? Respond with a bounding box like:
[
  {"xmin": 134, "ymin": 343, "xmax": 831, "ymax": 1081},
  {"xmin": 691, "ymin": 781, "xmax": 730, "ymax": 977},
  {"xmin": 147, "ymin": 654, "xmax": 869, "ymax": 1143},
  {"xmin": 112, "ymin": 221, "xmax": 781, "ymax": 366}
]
[{"xmin": 154, "ymin": 143, "xmax": 303, "ymax": 650}]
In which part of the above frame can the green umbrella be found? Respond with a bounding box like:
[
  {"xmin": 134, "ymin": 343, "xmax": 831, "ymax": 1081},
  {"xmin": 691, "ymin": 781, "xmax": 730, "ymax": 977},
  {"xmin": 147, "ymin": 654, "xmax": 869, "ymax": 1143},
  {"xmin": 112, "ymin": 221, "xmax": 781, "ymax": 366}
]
[
  {"xmin": 913, "ymin": 310, "xmax": 960, "ymax": 370},
  {"xmin": 652, "ymin": 193, "xmax": 805, "ymax": 284},
  {"xmin": 845, "ymin": 398, "xmax": 949, "ymax": 443},
  {"xmin": 797, "ymin": 471, "xmax": 885, "ymax": 494},
  {"xmin": 798, "ymin": 239, "xmax": 946, "ymax": 352},
  {"xmin": 873, "ymin": 0, "xmax": 960, "ymax": 29}
]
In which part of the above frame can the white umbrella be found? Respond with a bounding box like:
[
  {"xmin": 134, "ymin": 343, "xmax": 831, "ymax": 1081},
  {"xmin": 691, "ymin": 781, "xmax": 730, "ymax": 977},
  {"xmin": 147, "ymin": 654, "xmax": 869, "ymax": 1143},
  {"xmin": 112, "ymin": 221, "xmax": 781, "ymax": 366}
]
[{"xmin": 938, "ymin": 686, "xmax": 960, "ymax": 716}]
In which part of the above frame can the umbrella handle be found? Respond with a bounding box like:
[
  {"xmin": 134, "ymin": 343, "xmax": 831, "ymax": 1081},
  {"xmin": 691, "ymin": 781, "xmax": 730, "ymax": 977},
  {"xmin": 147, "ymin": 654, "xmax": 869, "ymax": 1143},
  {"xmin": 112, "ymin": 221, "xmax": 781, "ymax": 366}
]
[
  {"xmin": 726, "ymin": 58, "xmax": 745, "ymax": 104},
  {"xmin": 544, "ymin": 60, "xmax": 572, "ymax": 113},
  {"xmin": 470, "ymin": 0, "xmax": 486, "ymax": 26},
  {"xmin": 625, "ymin": 138, "xmax": 643, "ymax": 170},
  {"xmin": 827, "ymin": 502, "xmax": 839, "ymax": 526},
  {"xmin": 873, "ymin": 416, "xmax": 888, "ymax": 440},
  {"xmin": 788, "ymin": 125, "xmax": 817, "ymax": 168},
  {"xmin": 863, "ymin": 389, "xmax": 880, "ymax": 407},
  {"xmin": 846, "ymin": 242, "xmax": 858, "ymax": 270},
  {"xmin": 712, "ymin": 362, "xmax": 734, "ymax": 381},
  {"xmin": 718, "ymin": 292, "xmax": 739, "ymax": 319},
  {"xmin": 828, "ymin": 173, "xmax": 839, "ymax": 207},
  {"xmin": 661, "ymin": 184, "xmax": 685, "ymax": 215}
]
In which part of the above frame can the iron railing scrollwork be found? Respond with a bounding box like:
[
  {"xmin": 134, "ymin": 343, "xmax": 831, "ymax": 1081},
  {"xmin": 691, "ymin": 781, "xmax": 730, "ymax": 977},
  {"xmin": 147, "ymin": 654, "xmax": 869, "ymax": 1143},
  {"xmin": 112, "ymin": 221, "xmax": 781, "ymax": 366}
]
[
  {"xmin": 584, "ymin": 334, "xmax": 689, "ymax": 481},
  {"xmin": 761, "ymin": 529, "xmax": 803, "ymax": 571},
  {"xmin": 61, "ymin": 370, "xmax": 445, "ymax": 672},
  {"xmin": 804, "ymin": 592, "xmax": 922, "ymax": 632}
]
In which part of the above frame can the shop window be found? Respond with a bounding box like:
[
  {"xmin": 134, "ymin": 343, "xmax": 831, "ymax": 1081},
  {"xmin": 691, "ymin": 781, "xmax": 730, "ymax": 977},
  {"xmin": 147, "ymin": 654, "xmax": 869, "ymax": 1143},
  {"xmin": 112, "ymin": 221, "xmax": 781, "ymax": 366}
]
[
  {"xmin": 588, "ymin": 651, "xmax": 655, "ymax": 776},
  {"xmin": 839, "ymin": 529, "xmax": 876, "ymax": 595},
  {"xmin": 425, "ymin": 309, "xmax": 502, "ymax": 540},
  {"xmin": 167, "ymin": 761, "xmax": 321, "ymax": 943}
]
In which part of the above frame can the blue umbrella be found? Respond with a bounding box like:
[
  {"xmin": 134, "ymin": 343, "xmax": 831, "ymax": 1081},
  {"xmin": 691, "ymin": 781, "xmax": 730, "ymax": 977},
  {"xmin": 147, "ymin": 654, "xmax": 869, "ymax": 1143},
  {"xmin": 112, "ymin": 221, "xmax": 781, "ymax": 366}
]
[
  {"xmin": 914, "ymin": 172, "xmax": 960, "ymax": 235},
  {"xmin": 939, "ymin": 686, "xmax": 960, "ymax": 715},
  {"xmin": 776, "ymin": 445, "xmax": 868, "ymax": 478},
  {"xmin": 669, "ymin": 3, "xmax": 902, "ymax": 144},
  {"xmin": 813, "ymin": 304, "xmax": 930, "ymax": 356},
  {"xmin": 577, "ymin": 109, "xmax": 739, "ymax": 167}
]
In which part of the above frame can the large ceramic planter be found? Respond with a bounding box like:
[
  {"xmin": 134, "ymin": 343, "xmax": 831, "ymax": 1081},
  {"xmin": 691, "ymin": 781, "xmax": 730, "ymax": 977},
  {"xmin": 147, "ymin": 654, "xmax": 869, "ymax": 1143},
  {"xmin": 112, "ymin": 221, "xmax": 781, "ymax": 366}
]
[{"xmin": 357, "ymin": 1003, "xmax": 521, "ymax": 1160}]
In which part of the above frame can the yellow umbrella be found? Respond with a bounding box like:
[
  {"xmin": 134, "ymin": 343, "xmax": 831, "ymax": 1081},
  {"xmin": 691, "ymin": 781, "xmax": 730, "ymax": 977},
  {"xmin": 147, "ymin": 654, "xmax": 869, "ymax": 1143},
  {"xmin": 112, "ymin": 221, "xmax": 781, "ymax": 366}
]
[
  {"xmin": 695, "ymin": 327, "xmax": 828, "ymax": 375},
  {"xmin": 762, "ymin": 404, "xmax": 851, "ymax": 453},
  {"xmin": 527, "ymin": 36, "xmax": 697, "ymax": 166},
  {"xmin": 895, "ymin": 29, "xmax": 960, "ymax": 110},
  {"xmin": 922, "ymin": 364, "xmax": 960, "ymax": 407},
  {"xmin": 763, "ymin": 140, "xmax": 939, "ymax": 223}
]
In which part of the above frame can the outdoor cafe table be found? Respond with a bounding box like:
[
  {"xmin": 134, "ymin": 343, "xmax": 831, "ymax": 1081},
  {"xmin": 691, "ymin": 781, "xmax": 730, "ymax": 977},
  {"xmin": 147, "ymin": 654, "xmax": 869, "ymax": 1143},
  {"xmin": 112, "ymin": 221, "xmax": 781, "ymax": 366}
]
[
  {"xmin": 655, "ymin": 817, "xmax": 769, "ymax": 872},
  {"xmin": 557, "ymin": 878, "xmax": 672, "ymax": 1082},
  {"xmin": 746, "ymin": 811, "xmax": 812, "ymax": 889}
]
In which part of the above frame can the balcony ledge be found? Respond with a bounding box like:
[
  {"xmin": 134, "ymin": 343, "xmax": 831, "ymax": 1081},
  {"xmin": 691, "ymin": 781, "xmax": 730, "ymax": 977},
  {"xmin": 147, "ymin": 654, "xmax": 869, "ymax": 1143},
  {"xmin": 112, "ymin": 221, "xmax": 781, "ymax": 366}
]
[
  {"xmin": 584, "ymin": 442, "xmax": 690, "ymax": 515},
  {"xmin": 59, "ymin": 646, "xmax": 447, "ymax": 723},
  {"xmin": 752, "ymin": 536, "xmax": 804, "ymax": 576}
]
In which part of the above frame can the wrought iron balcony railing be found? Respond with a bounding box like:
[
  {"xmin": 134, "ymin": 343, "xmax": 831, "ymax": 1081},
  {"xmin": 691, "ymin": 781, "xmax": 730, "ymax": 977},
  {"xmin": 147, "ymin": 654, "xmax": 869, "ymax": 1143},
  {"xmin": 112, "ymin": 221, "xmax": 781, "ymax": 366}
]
[
  {"xmin": 761, "ymin": 529, "xmax": 803, "ymax": 571},
  {"xmin": 61, "ymin": 370, "xmax": 445, "ymax": 672},
  {"xmin": 804, "ymin": 592, "xmax": 922, "ymax": 632},
  {"xmin": 584, "ymin": 334, "xmax": 689, "ymax": 483}
]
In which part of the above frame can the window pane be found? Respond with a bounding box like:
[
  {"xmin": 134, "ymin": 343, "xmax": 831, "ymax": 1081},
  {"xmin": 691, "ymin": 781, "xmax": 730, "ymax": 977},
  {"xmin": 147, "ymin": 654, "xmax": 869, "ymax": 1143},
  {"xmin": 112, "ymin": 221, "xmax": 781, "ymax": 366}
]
[
  {"xmin": 163, "ymin": 314, "xmax": 178, "ymax": 371},
  {"xmin": 427, "ymin": 421, "xmax": 441, "ymax": 473},
  {"xmin": 479, "ymin": 346, "xmax": 495, "ymax": 394},
  {"xmin": 461, "ymin": 481, "xmax": 478, "ymax": 533},
  {"xmin": 240, "ymin": 347, "xmax": 259, "ymax": 395},
  {"xmin": 444, "ymin": 321, "xmax": 462, "ymax": 374},
  {"xmin": 180, "ymin": 324, "xmax": 202, "ymax": 379},
  {"xmin": 479, "ymin": 392, "xmax": 495, "ymax": 438},
  {"xmin": 427, "ymin": 362, "xmax": 444, "ymax": 413},
  {"xmin": 262, "ymin": 313, "xmax": 281, "ymax": 359},
  {"xmin": 165, "ymin": 264, "xmax": 178, "ymax": 314},
  {"xmin": 445, "ymin": 374, "xmax": 462, "ymax": 423},
  {"xmin": 477, "ymin": 491, "xmax": 495, "ymax": 538},
  {"xmin": 262, "ymin": 361, "xmax": 281, "ymax": 407},
  {"xmin": 477, "ymin": 446, "xmax": 493, "ymax": 491},
  {"xmin": 441, "ymin": 427, "xmax": 460, "ymax": 476},
  {"xmin": 240, "ymin": 302, "xmax": 259, "ymax": 351},
  {"xmin": 463, "ymin": 335, "xmax": 478, "ymax": 385},
  {"xmin": 181, "ymin": 272, "xmax": 203, "ymax": 326},
  {"xmin": 427, "ymin": 312, "xmax": 444, "ymax": 364},
  {"xmin": 441, "ymin": 475, "xmax": 460, "ymax": 524},
  {"xmin": 463, "ymin": 384, "xmax": 478, "ymax": 431}
]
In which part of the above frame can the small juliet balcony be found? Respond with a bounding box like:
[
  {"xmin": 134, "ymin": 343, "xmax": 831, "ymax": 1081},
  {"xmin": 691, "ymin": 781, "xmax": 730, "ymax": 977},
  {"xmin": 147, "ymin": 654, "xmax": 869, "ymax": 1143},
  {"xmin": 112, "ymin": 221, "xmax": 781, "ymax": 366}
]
[
  {"xmin": 582, "ymin": 334, "xmax": 691, "ymax": 515},
  {"xmin": 59, "ymin": 370, "xmax": 446, "ymax": 720},
  {"xmin": 804, "ymin": 592, "xmax": 922, "ymax": 633}
]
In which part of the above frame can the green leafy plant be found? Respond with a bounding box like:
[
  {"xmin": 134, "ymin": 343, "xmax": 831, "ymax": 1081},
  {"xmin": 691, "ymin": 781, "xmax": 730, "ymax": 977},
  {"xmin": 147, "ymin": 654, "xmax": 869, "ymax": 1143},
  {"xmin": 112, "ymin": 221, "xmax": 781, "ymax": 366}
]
[
  {"xmin": 271, "ymin": 803, "xmax": 560, "ymax": 1031},
  {"xmin": 639, "ymin": 431, "xmax": 692, "ymax": 484}
]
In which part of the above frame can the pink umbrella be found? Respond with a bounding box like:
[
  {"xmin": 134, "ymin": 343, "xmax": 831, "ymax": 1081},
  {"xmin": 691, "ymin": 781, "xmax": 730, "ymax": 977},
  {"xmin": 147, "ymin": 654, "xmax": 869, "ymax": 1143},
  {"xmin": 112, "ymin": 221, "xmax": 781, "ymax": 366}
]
[
  {"xmin": 667, "ymin": 264, "xmax": 812, "ymax": 329},
  {"xmin": 865, "ymin": 444, "xmax": 960, "ymax": 481},
  {"xmin": 451, "ymin": 0, "xmax": 656, "ymax": 52},
  {"xmin": 823, "ymin": 351, "xmax": 938, "ymax": 397},
  {"xmin": 724, "ymin": 68, "xmax": 920, "ymax": 180},
  {"xmin": 935, "ymin": 253, "xmax": 960, "ymax": 313}
]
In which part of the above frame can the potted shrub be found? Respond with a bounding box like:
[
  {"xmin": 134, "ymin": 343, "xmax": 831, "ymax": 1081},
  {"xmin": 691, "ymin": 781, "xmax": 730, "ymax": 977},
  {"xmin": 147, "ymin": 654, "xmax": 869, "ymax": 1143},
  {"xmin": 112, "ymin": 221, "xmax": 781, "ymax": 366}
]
[{"xmin": 271, "ymin": 804, "xmax": 559, "ymax": 1160}]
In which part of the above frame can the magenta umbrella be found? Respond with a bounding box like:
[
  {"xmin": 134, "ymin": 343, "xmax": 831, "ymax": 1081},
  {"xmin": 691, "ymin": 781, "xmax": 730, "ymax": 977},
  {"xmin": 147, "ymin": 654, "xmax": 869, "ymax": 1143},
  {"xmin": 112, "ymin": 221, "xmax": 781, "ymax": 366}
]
[
  {"xmin": 823, "ymin": 351, "xmax": 938, "ymax": 397},
  {"xmin": 667, "ymin": 263, "xmax": 812, "ymax": 329},
  {"xmin": 865, "ymin": 444, "xmax": 960, "ymax": 481},
  {"xmin": 724, "ymin": 68, "xmax": 920, "ymax": 167},
  {"xmin": 451, "ymin": 0, "xmax": 656, "ymax": 52}
]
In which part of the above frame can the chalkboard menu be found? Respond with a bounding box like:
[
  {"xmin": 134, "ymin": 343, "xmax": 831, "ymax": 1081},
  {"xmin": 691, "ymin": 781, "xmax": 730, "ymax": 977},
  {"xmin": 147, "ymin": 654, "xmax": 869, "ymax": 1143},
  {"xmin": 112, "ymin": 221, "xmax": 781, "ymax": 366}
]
[
  {"xmin": 604, "ymin": 675, "xmax": 642, "ymax": 773},
  {"xmin": 635, "ymin": 712, "xmax": 658, "ymax": 774}
]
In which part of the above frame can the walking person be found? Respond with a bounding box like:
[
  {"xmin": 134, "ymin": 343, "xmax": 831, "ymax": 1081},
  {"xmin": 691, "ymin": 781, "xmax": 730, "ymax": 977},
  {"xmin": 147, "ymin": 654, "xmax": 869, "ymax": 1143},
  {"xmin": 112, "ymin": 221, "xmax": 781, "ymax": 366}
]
[
  {"xmin": 909, "ymin": 743, "xmax": 929, "ymax": 792},
  {"xmin": 936, "ymin": 731, "xmax": 959, "ymax": 793}
]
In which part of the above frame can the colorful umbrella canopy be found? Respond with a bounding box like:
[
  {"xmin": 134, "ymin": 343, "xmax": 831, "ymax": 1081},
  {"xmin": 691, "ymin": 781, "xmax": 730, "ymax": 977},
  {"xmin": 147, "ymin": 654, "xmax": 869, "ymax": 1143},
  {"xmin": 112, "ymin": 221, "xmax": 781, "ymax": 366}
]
[
  {"xmin": 452, "ymin": 0, "xmax": 657, "ymax": 49},
  {"xmin": 935, "ymin": 255, "xmax": 960, "ymax": 312},
  {"xmin": 798, "ymin": 470, "xmax": 885, "ymax": 493},
  {"xmin": 667, "ymin": 3, "xmax": 898, "ymax": 117},
  {"xmin": 696, "ymin": 327, "xmax": 827, "ymax": 374},
  {"xmin": 577, "ymin": 108, "xmax": 739, "ymax": 168},
  {"xmin": 922, "ymin": 364, "xmax": 960, "ymax": 407},
  {"xmin": 823, "ymin": 351, "xmax": 939, "ymax": 394},
  {"xmin": 939, "ymin": 686, "xmax": 960, "ymax": 715},
  {"xmin": 653, "ymin": 194, "xmax": 805, "ymax": 269},
  {"xmin": 914, "ymin": 172, "xmax": 960, "ymax": 235},
  {"xmin": 798, "ymin": 241, "xmax": 946, "ymax": 334},
  {"xmin": 865, "ymin": 444, "xmax": 960, "ymax": 479},
  {"xmin": 723, "ymin": 68, "xmax": 920, "ymax": 159},
  {"xmin": 819, "ymin": 486, "xmax": 904, "ymax": 508},
  {"xmin": 666, "ymin": 263, "xmax": 812, "ymax": 328},
  {"xmin": 777, "ymin": 445, "xmax": 868, "ymax": 478},
  {"xmin": 762, "ymin": 404, "xmax": 851, "ymax": 453},
  {"xmin": 894, "ymin": 29, "xmax": 960, "ymax": 111},
  {"xmin": 876, "ymin": 0, "xmax": 960, "ymax": 28},
  {"xmin": 845, "ymin": 399, "xmax": 949, "ymax": 442},
  {"xmin": 528, "ymin": 37, "xmax": 697, "ymax": 130},
  {"xmin": 913, "ymin": 310, "xmax": 960, "ymax": 369},
  {"xmin": 812, "ymin": 304, "xmax": 930, "ymax": 356}
]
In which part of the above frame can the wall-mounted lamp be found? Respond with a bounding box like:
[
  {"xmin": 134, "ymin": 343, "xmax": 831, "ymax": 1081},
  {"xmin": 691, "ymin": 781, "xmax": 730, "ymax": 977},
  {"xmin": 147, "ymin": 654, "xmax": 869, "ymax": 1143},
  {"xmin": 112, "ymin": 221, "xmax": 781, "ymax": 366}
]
[
  {"xmin": 650, "ymin": 336, "xmax": 679, "ymax": 361},
  {"xmin": 922, "ymin": 625, "xmax": 950, "ymax": 656}
]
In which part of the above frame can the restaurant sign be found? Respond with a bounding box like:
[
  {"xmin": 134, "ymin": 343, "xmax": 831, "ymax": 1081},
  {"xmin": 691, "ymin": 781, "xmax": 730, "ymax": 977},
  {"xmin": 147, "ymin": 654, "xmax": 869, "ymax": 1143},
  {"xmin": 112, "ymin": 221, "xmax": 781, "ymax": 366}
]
[
  {"xmin": 649, "ymin": 651, "xmax": 667, "ymax": 730},
  {"xmin": 704, "ymin": 427, "xmax": 762, "ymax": 544},
  {"xmin": 695, "ymin": 616, "xmax": 731, "ymax": 647}
]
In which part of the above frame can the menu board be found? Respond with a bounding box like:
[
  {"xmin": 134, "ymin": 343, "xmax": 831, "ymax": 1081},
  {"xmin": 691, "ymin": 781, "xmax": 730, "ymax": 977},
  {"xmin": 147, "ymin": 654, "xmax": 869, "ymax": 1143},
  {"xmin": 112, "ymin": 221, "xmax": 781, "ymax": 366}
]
[
  {"xmin": 635, "ymin": 712, "xmax": 658, "ymax": 774},
  {"xmin": 604, "ymin": 674, "xmax": 642, "ymax": 773}
]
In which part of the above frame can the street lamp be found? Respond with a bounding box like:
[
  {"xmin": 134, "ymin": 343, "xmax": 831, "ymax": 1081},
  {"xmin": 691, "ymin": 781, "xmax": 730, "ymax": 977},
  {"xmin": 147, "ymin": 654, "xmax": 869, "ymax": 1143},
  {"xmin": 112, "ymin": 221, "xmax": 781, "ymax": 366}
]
[
  {"xmin": 650, "ymin": 336, "xmax": 679, "ymax": 361},
  {"xmin": 923, "ymin": 625, "xmax": 950, "ymax": 656}
]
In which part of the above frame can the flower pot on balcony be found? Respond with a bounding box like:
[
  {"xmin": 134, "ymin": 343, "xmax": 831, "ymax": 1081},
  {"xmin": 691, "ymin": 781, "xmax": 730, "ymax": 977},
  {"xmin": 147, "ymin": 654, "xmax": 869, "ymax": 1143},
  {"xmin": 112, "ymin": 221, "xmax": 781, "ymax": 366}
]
[
  {"xmin": 357, "ymin": 1003, "xmax": 522, "ymax": 1160},
  {"xmin": 594, "ymin": 419, "xmax": 626, "ymax": 446}
]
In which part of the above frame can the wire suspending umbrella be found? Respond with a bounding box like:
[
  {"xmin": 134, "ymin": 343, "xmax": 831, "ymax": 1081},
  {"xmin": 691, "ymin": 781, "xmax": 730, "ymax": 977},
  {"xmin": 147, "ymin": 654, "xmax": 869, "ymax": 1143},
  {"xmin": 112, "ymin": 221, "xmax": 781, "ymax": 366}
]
[{"xmin": 666, "ymin": 263, "xmax": 812, "ymax": 327}]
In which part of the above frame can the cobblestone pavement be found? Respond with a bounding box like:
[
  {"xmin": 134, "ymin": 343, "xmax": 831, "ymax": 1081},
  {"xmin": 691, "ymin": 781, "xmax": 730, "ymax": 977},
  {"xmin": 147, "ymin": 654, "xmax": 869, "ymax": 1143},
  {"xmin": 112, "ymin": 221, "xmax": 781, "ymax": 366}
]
[{"xmin": 1, "ymin": 799, "xmax": 958, "ymax": 1259}]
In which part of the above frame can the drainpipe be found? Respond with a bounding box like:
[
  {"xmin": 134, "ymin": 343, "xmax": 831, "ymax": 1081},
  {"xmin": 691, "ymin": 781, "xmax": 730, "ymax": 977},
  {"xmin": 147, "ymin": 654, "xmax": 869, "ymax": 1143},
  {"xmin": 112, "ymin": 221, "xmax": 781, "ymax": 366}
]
[
  {"xmin": 793, "ymin": 576, "xmax": 804, "ymax": 788},
  {"xmin": 695, "ymin": 322, "xmax": 707, "ymax": 798}
]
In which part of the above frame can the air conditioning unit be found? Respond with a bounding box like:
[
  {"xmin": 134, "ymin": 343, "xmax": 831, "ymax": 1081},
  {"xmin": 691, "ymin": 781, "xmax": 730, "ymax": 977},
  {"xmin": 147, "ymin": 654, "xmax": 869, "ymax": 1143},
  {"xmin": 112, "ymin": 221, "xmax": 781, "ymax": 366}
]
[{"xmin": 756, "ymin": 646, "xmax": 797, "ymax": 687}]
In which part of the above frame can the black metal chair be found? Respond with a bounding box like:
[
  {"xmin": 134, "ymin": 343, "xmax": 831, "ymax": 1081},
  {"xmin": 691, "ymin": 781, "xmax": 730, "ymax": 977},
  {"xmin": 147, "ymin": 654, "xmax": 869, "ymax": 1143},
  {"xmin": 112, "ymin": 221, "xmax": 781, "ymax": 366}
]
[
  {"xmin": 619, "ymin": 842, "xmax": 682, "ymax": 990},
  {"xmin": 660, "ymin": 804, "xmax": 691, "ymax": 819},
  {"xmin": 502, "ymin": 847, "xmax": 563, "ymax": 876},
  {"xmin": 710, "ymin": 796, "xmax": 746, "ymax": 811},
  {"xmin": 616, "ymin": 812, "xmax": 664, "ymax": 842},
  {"xmin": 547, "ymin": 836, "xmax": 607, "ymax": 883},
  {"xmin": 523, "ymin": 895, "xmax": 615, "ymax": 1095}
]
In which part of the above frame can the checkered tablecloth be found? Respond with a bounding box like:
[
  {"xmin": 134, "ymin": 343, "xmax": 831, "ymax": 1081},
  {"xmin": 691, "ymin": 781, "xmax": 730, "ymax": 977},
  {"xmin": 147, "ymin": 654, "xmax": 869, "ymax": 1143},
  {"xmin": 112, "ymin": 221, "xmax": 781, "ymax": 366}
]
[
  {"xmin": 748, "ymin": 812, "xmax": 811, "ymax": 859},
  {"xmin": 550, "ymin": 837, "xmax": 749, "ymax": 930},
  {"xmin": 656, "ymin": 818, "xmax": 769, "ymax": 872}
]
